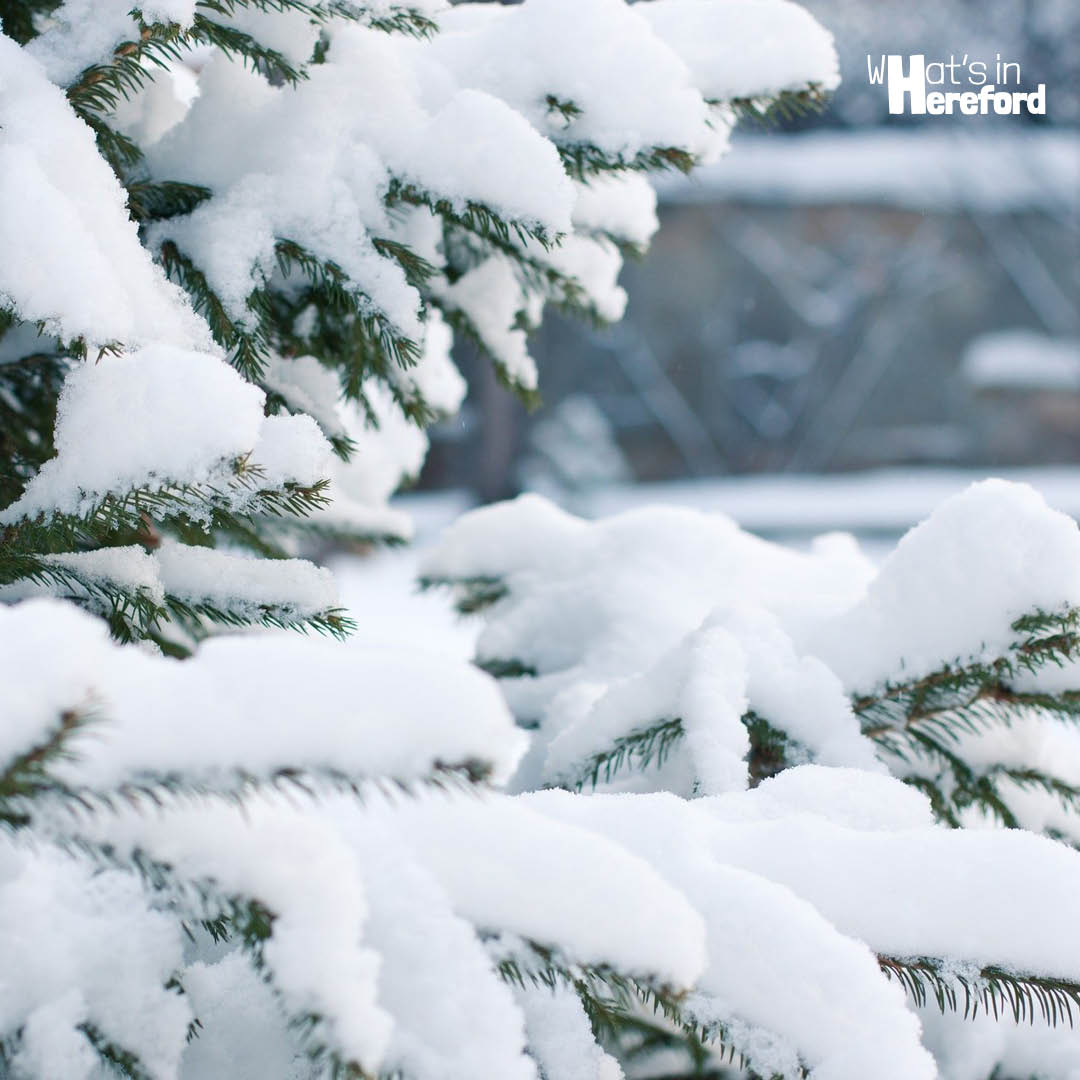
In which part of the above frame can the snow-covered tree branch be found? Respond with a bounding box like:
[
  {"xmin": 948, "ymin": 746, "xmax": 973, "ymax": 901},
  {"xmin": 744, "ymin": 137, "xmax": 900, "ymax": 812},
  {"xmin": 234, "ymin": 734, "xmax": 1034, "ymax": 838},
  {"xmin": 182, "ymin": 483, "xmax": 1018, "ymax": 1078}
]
[{"xmin": 6, "ymin": 1, "xmax": 1080, "ymax": 1079}]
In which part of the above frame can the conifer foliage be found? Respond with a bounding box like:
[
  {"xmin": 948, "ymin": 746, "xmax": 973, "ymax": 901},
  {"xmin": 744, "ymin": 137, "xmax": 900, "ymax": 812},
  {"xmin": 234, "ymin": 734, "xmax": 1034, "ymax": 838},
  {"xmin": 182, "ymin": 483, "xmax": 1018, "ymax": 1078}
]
[{"xmin": 4, "ymin": 2, "xmax": 1080, "ymax": 1080}]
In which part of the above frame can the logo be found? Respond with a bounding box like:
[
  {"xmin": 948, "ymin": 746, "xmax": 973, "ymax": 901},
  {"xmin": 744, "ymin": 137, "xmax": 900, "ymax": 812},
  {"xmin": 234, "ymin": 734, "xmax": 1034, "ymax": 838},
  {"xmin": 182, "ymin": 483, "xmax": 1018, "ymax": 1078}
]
[{"xmin": 867, "ymin": 55, "xmax": 1046, "ymax": 116}]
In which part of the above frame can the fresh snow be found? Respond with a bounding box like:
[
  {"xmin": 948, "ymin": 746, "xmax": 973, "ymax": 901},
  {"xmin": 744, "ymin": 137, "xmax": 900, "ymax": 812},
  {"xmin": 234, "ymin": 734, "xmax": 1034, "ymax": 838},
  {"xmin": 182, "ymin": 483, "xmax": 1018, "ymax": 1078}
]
[
  {"xmin": 0, "ymin": 37, "xmax": 210, "ymax": 350},
  {"xmin": 0, "ymin": 345, "xmax": 332, "ymax": 523},
  {"xmin": 0, "ymin": 598, "xmax": 527, "ymax": 790}
]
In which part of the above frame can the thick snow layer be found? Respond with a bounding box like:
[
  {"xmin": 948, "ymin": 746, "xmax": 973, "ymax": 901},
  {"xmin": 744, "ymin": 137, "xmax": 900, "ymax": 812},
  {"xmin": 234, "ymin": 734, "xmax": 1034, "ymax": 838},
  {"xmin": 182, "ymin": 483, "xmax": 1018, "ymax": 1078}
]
[
  {"xmin": 147, "ymin": 52, "xmax": 422, "ymax": 335},
  {"xmin": 357, "ymin": 789, "xmax": 708, "ymax": 989},
  {"xmin": 434, "ymin": 0, "xmax": 713, "ymax": 159},
  {"xmin": 154, "ymin": 539, "xmax": 339, "ymax": 618},
  {"xmin": 424, "ymin": 494, "xmax": 875, "ymax": 789},
  {"xmin": 0, "ymin": 38, "xmax": 209, "ymax": 350},
  {"xmin": 429, "ymin": 480, "xmax": 1080, "ymax": 800},
  {"xmin": 436, "ymin": 255, "xmax": 537, "ymax": 390},
  {"xmin": 0, "ymin": 598, "xmax": 527, "ymax": 789},
  {"xmin": 572, "ymin": 174, "xmax": 659, "ymax": 249},
  {"xmin": 808, "ymin": 480, "xmax": 1080, "ymax": 691},
  {"xmin": 0, "ymin": 838, "xmax": 190, "ymax": 1079},
  {"xmin": 0, "ymin": 345, "xmax": 332, "ymax": 523},
  {"xmin": 339, "ymin": 825, "xmax": 536, "ymax": 1080},
  {"xmin": 92, "ymin": 800, "xmax": 393, "ymax": 1071},
  {"xmin": 516, "ymin": 982, "xmax": 623, "ymax": 1080},
  {"xmin": 639, "ymin": 0, "xmax": 839, "ymax": 102},
  {"xmin": 147, "ymin": 30, "xmax": 573, "ymax": 336},
  {"xmin": 709, "ymin": 813, "xmax": 1080, "ymax": 980},
  {"xmin": 707, "ymin": 765, "xmax": 936, "ymax": 832},
  {"xmin": 525, "ymin": 789, "xmax": 936, "ymax": 1080}
]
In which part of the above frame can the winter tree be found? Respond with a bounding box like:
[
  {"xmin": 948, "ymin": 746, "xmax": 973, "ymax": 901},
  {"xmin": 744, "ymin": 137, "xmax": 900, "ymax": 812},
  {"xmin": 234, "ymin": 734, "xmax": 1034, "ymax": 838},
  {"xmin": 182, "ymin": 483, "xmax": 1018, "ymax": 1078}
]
[{"xmin": 4, "ymin": 2, "xmax": 1080, "ymax": 1079}]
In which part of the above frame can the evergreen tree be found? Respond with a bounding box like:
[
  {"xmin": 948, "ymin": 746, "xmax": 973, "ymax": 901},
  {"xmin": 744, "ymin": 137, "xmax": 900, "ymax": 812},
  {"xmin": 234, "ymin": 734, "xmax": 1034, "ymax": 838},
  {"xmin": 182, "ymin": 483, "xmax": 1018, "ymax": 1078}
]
[
  {"xmin": 4, "ymin": 3, "xmax": 1080, "ymax": 1080},
  {"xmin": 425, "ymin": 480, "xmax": 1080, "ymax": 1077}
]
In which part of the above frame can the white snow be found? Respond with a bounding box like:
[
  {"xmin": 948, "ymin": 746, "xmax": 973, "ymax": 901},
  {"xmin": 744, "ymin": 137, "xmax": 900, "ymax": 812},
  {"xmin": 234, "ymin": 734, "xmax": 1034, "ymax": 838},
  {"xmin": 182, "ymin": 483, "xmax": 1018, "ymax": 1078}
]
[
  {"xmin": 0, "ymin": 345, "xmax": 333, "ymax": 523},
  {"xmin": 423, "ymin": 493, "xmax": 875, "ymax": 790},
  {"xmin": 639, "ymin": 0, "xmax": 839, "ymax": 103},
  {"xmin": 0, "ymin": 598, "xmax": 527, "ymax": 791},
  {"xmin": 433, "ymin": 0, "xmax": 713, "ymax": 160},
  {"xmin": 154, "ymin": 539, "xmax": 339, "ymax": 620},
  {"xmin": 0, "ymin": 38, "xmax": 210, "ymax": 350},
  {"xmin": 808, "ymin": 479, "xmax": 1080, "ymax": 692},
  {"xmin": 963, "ymin": 329, "xmax": 1080, "ymax": 392},
  {"xmin": 437, "ymin": 255, "xmax": 538, "ymax": 390},
  {"xmin": 572, "ymin": 174, "xmax": 660, "ymax": 250}
]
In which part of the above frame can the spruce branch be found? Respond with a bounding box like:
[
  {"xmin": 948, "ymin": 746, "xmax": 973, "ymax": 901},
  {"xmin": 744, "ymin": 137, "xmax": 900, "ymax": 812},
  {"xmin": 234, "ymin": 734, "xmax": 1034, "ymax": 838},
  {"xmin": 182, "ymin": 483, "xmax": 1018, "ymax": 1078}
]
[
  {"xmin": 78, "ymin": 1023, "xmax": 155, "ymax": 1080},
  {"xmin": 475, "ymin": 658, "xmax": 538, "ymax": 679},
  {"xmin": 558, "ymin": 143, "xmax": 697, "ymax": 183},
  {"xmin": 0, "ymin": 705, "xmax": 95, "ymax": 826},
  {"xmin": 855, "ymin": 607, "xmax": 1080, "ymax": 832},
  {"xmin": 432, "ymin": 303, "xmax": 542, "ymax": 408},
  {"xmin": 727, "ymin": 82, "xmax": 831, "ymax": 127},
  {"xmin": 386, "ymin": 178, "xmax": 561, "ymax": 251},
  {"xmin": 127, "ymin": 180, "xmax": 213, "ymax": 224},
  {"xmin": 570, "ymin": 718, "xmax": 686, "ymax": 791},
  {"xmin": 418, "ymin": 574, "xmax": 509, "ymax": 615},
  {"xmin": 158, "ymin": 240, "xmax": 272, "ymax": 379},
  {"xmin": 879, "ymin": 955, "xmax": 1080, "ymax": 1027},
  {"xmin": 496, "ymin": 941, "xmax": 788, "ymax": 1080}
]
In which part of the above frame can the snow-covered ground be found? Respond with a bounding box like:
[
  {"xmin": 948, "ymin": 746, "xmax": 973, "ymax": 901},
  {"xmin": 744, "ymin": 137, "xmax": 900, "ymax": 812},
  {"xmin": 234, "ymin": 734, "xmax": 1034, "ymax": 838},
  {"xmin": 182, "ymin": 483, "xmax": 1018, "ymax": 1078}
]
[{"xmin": 333, "ymin": 467, "xmax": 1080, "ymax": 654}]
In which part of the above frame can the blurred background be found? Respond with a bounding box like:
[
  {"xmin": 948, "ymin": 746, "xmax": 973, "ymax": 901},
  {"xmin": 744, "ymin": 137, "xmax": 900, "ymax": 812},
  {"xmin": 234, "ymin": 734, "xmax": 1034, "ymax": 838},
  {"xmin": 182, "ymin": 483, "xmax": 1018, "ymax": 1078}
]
[
  {"xmin": 414, "ymin": 0, "xmax": 1080, "ymax": 536},
  {"xmin": 336, "ymin": 0, "xmax": 1080, "ymax": 648},
  {"xmin": 337, "ymin": 0, "xmax": 1079, "ymax": 650}
]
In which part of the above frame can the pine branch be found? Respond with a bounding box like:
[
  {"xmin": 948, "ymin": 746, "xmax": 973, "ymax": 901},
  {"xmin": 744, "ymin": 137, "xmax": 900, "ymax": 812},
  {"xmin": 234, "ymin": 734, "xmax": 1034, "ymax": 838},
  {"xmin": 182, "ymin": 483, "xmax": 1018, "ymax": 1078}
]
[
  {"xmin": 3, "ymin": 470, "xmax": 332, "ymax": 556},
  {"xmin": 418, "ymin": 574, "xmax": 509, "ymax": 615},
  {"xmin": 0, "ymin": 345, "xmax": 69, "ymax": 507},
  {"xmin": 432, "ymin": 303, "xmax": 542, "ymax": 408},
  {"xmin": 0, "ymin": 556, "xmax": 170, "ymax": 644},
  {"xmin": 558, "ymin": 143, "xmax": 697, "ymax": 184},
  {"xmin": 571, "ymin": 718, "xmax": 686, "ymax": 791},
  {"xmin": 726, "ymin": 82, "xmax": 831, "ymax": 127},
  {"xmin": 386, "ymin": 178, "xmax": 561, "ymax": 252},
  {"xmin": 15, "ymin": 753, "xmax": 494, "ymax": 836},
  {"xmin": 270, "ymin": 239, "xmax": 425, "ymax": 395},
  {"xmin": 164, "ymin": 595, "xmax": 355, "ymax": 641},
  {"xmin": 856, "ymin": 608, "xmax": 1080, "ymax": 739},
  {"xmin": 496, "ymin": 941, "xmax": 781, "ymax": 1080},
  {"xmin": 127, "ymin": 180, "xmax": 212, "ymax": 224},
  {"xmin": 0, "ymin": 706, "xmax": 95, "ymax": 826},
  {"xmin": 879, "ymin": 955, "xmax": 1080, "ymax": 1027},
  {"xmin": 854, "ymin": 608, "xmax": 1080, "ymax": 832},
  {"xmin": 475, "ymin": 658, "xmax": 538, "ymax": 679},
  {"xmin": 78, "ymin": 1023, "xmax": 155, "ymax": 1080},
  {"xmin": 359, "ymin": 4, "xmax": 438, "ymax": 38},
  {"xmin": 158, "ymin": 240, "xmax": 272, "ymax": 379}
]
